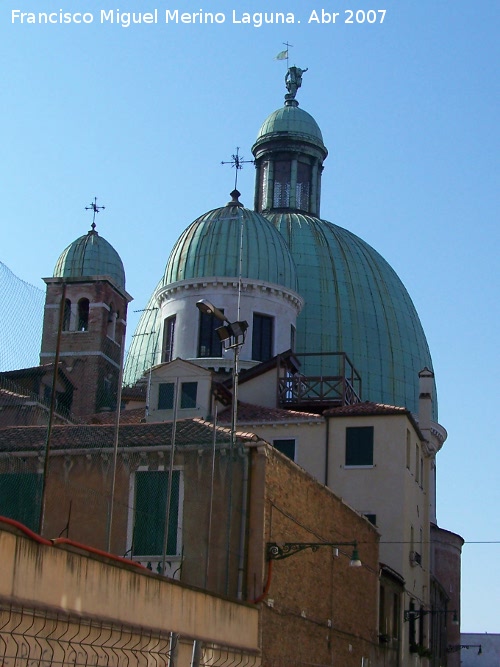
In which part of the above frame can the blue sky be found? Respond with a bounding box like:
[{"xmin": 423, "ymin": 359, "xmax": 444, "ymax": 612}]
[{"xmin": 1, "ymin": 0, "xmax": 499, "ymax": 632}]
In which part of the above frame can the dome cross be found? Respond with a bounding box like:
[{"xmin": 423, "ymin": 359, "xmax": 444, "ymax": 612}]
[
  {"xmin": 85, "ymin": 196, "xmax": 106, "ymax": 231},
  {"xmin": 221, "ymin": 147, "xmax": 254, "ymax": 190}
]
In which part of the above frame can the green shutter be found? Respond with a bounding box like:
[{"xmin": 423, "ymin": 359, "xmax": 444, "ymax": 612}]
[
  {"xmin": 132, "ymin": 470, "xmax": 180, "ymax": 556},
  {"xmin": 158, "ymin": 383, "xmax": 175, "ymax": 410},
  {"xmin": 345, "ymin": 426, "xmax": 374, "ymax": 466},
  {"xmin": 180, "ymin": 382, "xmax": 197, "ymax": 409},
  {"xmin": 0, "ymin": 473, "xmax": 43, "ymax": 532}
]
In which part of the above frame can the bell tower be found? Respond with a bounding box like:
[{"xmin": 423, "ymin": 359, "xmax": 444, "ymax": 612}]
[{"xmin": 40, "ymin": 204, "xmax": 132, "ymax": 418}]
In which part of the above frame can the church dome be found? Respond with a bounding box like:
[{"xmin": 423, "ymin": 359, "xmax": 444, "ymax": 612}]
[
  {"xmin": 164, "ymin": 192, "xmax": 298, "ymax": 292},
  {"xmin": 54, "ymin": 226, "xmax": 126, "ymax": 290},
  {"xmin": 254, "ymin": 104, "xmax": 326, "ymax": 152},
  {"xmin": 266, "ymin": 211, "xmax": 435, "ymax": 417}
]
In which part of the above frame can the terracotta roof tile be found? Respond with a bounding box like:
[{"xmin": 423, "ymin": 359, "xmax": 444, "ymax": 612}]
[
  {"xmin": 323, "ymin": 402, "xmax": 409, "ymax": 417},
  {"xmin": 88, "ymin": 408, "xmax": 146, "ymax": 424},
  {"xmin": 0, "ymin": 418, "xmax": 259, "ymax": 453},
  {"xmin": 218, "ymin": 401, "xmax": 323, "ymax": 424}
]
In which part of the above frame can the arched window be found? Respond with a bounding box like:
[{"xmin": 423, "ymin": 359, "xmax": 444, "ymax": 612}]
[
  {"xmin": 78, "ymin": 298, "xmax": 89, "ymax": 331},
  {"xmin": 63, "ymin": 299, "xmax": 71, "ymax": 331}
]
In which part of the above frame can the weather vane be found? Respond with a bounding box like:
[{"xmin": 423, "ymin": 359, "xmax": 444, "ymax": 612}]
[
  {"xmin": 221, "ymin": 148, "xmax": 254, "ymax": 190},
  {"xmin": 275, "ymin": 42, "xmax": 293, "ymax": 67},
  {"xmin": 85, "ymin": 196, "xmax": 105, "ymax": 230}
]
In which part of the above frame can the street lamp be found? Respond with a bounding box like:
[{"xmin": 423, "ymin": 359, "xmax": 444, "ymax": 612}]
[
  {"xmin": 404, "ymin": 609, "xmax": 459, "ymax": 625},
  {"xmin": 195, "ymin": 299, "xmax": 248, "ymax": 443},
  {"xmin": 267, "ymin": 541, "xmax": 362, "ymax": 567},
  {"xmin": 196, "ymin": 299, "xmax": 249, "ymax": 596},
  {"xmin": 447, "ymin": 645, "xmax": 482, "ymax": 655}
]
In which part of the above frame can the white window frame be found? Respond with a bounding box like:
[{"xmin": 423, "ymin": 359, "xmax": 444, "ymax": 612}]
[{"xmin": 126, "ymin": 465, "xmax": 184, "ymax": 578}]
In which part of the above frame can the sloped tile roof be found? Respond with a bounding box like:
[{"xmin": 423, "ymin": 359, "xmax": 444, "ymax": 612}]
[
  {"xmin": 218, "ymin": 401, "xmax": 323, "ymax": 424},
  {"xmin": 323, "ymin": 402, "xmax": 409, "ymax": 417},
  {"xmin": 0, "ymin": 418, "xmax": 259, "ymax": 453}
]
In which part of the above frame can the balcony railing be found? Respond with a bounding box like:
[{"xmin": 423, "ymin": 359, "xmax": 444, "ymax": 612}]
[{"xmin": 277, "ymin": 352, "xmax": 362, "ymax": 411}]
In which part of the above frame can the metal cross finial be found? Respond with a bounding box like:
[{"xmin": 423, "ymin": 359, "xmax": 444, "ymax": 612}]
[
  {"xmin": 85, "ymin": 196, "xmax": 105, "ymax": 231},
  {"xmin": 221, "ymin": 148, "xmax": 254, "ymax": 190}
]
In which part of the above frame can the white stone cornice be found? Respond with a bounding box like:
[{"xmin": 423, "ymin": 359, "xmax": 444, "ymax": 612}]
[{"xmin": 156, "ymin": 277, "xmax": 304, "ymax": 313}]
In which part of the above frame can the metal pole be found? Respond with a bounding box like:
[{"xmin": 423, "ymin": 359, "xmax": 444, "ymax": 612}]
[
  {"xmin": 162, "ymin": 377, "xmax": 179, "ymax": 575},
  {"xmin": 204, "ymin": 406, "xmax": 217, "ymax": 588},
  {"xmin": 106, "ymin": 321, "xmax": 127, "ymax": 552},
  {"xmin": 39, "ymin": 281, "xmax": 66, "ymax": 535},
  {"xmin": 225, "ymin": 341, "xmax": 240, "ymax": 595}
]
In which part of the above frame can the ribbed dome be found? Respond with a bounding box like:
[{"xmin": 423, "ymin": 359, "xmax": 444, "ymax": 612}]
[
  {"xmin": 164, "ymin": 197, "xmax": 298, "ymax": 292},
  {"xmin": 54, "ymin": 228, "xmax": 126, "ymax": 290},
  {"xmin": 266, "ymin": 212, "xmax": 436, "ymax": 418},
  {"xmin": 254, "ymin": 105, "xmax": 326, "ymax": 151}
]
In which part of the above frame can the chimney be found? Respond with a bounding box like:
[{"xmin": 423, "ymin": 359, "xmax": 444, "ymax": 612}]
[{"xmin": 418, "ymin": 367, "xmax": 434, "ymax": 434}]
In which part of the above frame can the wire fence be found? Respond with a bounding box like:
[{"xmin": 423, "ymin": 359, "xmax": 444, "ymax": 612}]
[
  {"xmin": 0, "ymin": 262, "xmax": 249, "ymax": 598},
  {"xmin": 0, "ymin": 261, "xmax": 45, "ymax": 373},
  {"xmin": 0, "ymin": 604, "xmax": 261, "ymax": 667}
]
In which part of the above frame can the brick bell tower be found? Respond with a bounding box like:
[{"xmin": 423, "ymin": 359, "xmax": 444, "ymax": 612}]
[{"xmin": 40, "ymin": 201, "xmax": 132, "ymax": 418}]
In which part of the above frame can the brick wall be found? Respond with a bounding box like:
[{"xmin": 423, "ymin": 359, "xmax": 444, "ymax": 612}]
[
  {"xmin": 250, "ymin": 444, "xmax": 380, "ymax": 667},
  {"xmin": 40, "ymin": 278, "xmax": 128, "ymax": 417}
]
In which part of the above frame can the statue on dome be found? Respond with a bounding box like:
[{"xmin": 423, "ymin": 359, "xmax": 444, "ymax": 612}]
[{"xmin": 285, "ymin": 66, "xmax": 308, "ymax": 100}]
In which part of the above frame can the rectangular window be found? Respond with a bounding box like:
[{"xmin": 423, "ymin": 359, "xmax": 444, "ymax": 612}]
[
  {"xmin": 180, "ymin": 382, "xmax": 197, "ymax": 409},
  {"xmin": 345, "ymin": 426, "xmax": 374, "ymax": 466},
  {"xmin": 392, "ymin": 593, "xmax": 400, "ymax": 639},
  {"xmin": 290, "ymin": 324, "xmax": 296, "ymax": 352},
  {"xmin": 273, "ymin": 439, "xmax": 296, "ymax": 461},
  {"xmin": 198, "ymin": 311, "xmax": 223, "ymax": 358},
  {"xmin": 132, "ymin": 470, "xmax": 181, "ymax": 557},
  {"xmin": 273, "ymin": 160, "xmax": 291, "ymax": 208},
  {"xmin": 158, "ymin": 382, "xmax": 175, "ymax": 410},
  {"xmin": 0, "ymin": 473, "xmax": 42, "ymax": 532},
  {"xmin": 415, "ymin": 444, "xmax": 420, "ymax": 483},
  {"xmin": 379, "ymin": 585, "xmax": 386, "ymax": 635},
  {"xmin": 259, "ymin": 161, "xmax": 270, "ymax": 211},
  {"xmin": 252, "ymin": 313, "xmax": 273, "ymax": 362},
  {"xmin": 296, "ymin": 161, "xmax": 311, "ymax": 211},
  {"xmin": 162, "ymin": 315, "xmax": 176, "ymax": 363}
]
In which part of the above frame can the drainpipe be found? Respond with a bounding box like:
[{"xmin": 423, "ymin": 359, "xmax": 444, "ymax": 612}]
[
  {"xmin": 325, "ymin": 416, "xmax": 330, "ymax": 487},
  {"xmin": 39, "ymin": 280, "xmax": 66, "ymax": 535},
  {"xmin": 236, "ymin": 443, "xmax": 249, "ymax": 600}
]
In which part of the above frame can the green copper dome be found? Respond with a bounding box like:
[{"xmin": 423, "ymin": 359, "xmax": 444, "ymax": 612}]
[
  {"xmin": 254, "ymin": 105, "xmax": 326, "ymax": 152},
  {"xmin": 54, "ymin": 228, "xmax": 126, "ymax": 290},
  {"xmin": 164, "ymin": 195, "xmax": 298, "ymax": 291},
  {"xmin": 266, "ymin": 212, "xmax": 436, "ymax": 418}
]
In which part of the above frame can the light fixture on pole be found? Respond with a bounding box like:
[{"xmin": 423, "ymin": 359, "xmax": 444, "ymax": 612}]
[
  {"xmin": 267, "ymin": 541, "xmax": 362, "ymax": 567},
  {"xmin": 404, "ymin": 609, "xmax": 459, "ymax": 625},
  {"xmin": 196, "ymin": 298, "xmax": 249, "ymax": 595},
  {"xmin": 447, "ymin": 645, "xmax": 482, "ymax": 655}
]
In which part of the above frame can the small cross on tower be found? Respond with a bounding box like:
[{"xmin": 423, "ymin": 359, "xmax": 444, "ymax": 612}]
[{"xmin": 85, "ymin": 197, "xmax": 105, "ymax": 231}]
